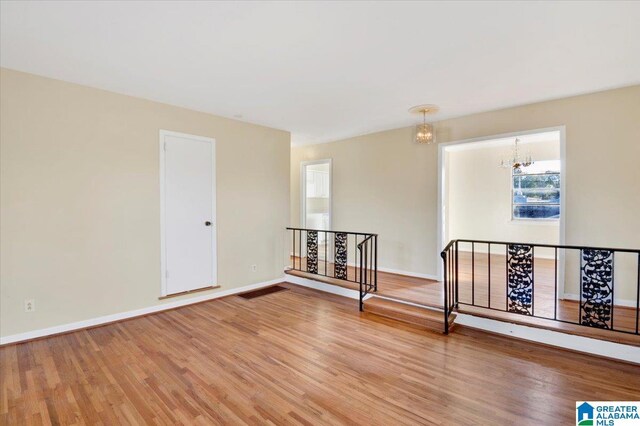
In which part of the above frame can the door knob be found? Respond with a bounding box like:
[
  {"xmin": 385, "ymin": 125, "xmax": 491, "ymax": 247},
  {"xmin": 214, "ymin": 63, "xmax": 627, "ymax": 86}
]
[{"xmin": 205, "ymin": 221, "xmax": 212, "ymax": 226}]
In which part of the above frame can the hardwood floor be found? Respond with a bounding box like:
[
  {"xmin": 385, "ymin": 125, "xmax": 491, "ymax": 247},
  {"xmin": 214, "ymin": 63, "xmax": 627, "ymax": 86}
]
[
  {"xmin": 287, "ymin": 256, "xmax": 443, "ymax": 307},
  {"xmin": 289, "ymin": 252, "xmax": 640, "ymax": 344},
  {"xmin": 2, "ymin": 284, "xmax": 638, "ymax": 425}
]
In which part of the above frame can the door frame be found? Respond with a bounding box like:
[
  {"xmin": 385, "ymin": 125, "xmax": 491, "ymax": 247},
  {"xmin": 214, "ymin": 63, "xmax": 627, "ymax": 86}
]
[
  {"xmin": 437, "ymin": 125, "xmax": 566, "ymax": 294},
  {"xmin": 159, "ymin": 129, "xmax": 217, "ymax": 297},
  {"xmin": 300, "ymin": 158, "xmax": 333, "ymax": 231}
]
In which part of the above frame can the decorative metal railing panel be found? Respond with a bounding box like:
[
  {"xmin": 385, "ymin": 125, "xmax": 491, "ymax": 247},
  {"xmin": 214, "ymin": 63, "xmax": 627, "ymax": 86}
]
[
  {"xmin": 286, "ymin": 227, "xmax": 377, "ymax": 310},
  {"xmin": 441, "ymin": 239, "xmax": 639, "ymax": 336},
  {"xmin": 335, "ymin": 232, "xmax": 348, "ymax": 280},
  {"xmin": 580, "ymin": 249, "xmax": 614, "ymax": 329},
  {"xmin": 507, "ymin": 244, "xmax": 534, "ymax": 315},
  {"xmin": 306, "ymin": 231, "xmax": 318, "ymax": 274}
]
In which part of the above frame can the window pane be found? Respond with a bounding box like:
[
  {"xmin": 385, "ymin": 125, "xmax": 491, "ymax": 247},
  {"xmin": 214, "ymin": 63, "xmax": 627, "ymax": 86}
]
[
  {"xmin": 512, "ymin": 161, "xmax": 560, "ymax": 220},
  {"xmin": 513, "ymin": 174, "xmax": 560, "ymax": 189},
  {"xmin": 513, "ymin": 205, "xmax": 560, "ymax": 219},
  {"xmin": 519, "ymin": 160, "xmax": 560, "ymax": 174},
  {"xmin": 513, "ymin": 188, "xmax": 560, "ymax": 204}
]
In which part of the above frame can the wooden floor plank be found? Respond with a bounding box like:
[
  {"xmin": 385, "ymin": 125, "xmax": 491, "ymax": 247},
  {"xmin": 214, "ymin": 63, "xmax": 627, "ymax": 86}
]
[
  {"xmin": 289, "ymin": 252, "xmax": 640, "ymax": 344},
  {"xmin": 1, "ymin": 283, "xmax": 638, "ymax": 425}
]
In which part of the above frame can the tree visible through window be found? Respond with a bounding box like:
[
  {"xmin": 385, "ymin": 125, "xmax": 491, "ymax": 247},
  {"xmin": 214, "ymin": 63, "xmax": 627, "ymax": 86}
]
[{"xmin": 512, "ymin": 160, "xmax": 560, "ymax": 220}]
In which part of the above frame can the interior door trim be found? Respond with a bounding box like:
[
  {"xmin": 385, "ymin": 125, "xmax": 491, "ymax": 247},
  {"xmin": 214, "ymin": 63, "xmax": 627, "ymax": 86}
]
[{"xmin": 159, "ymin": 129, "xmax": 217, "ymax": 297}]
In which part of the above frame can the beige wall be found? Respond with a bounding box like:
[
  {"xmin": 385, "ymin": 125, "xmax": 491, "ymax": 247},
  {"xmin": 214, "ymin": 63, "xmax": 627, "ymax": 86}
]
[
  {"xmin": 447, "ymin": 139, "xmax": 560, "ymax": 246},
  {"xmin": 291, "ymin": 126, "xmax": 439, "ymax": 276},
  {"xmin": 291, "ymin": 85, "xmax": 640, "ymax": 299},
  {"xmin": 0, "ymin": 68, "xmax": 290, "ymax": 337}
]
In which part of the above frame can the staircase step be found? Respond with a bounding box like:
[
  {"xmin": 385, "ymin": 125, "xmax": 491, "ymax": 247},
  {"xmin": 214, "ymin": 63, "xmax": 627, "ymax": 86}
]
[
  {"xmin": 285, "ymin": 269, "xmax": 359, "ymax": 291},
  {"xmin": 364, "ymin": 296, "xmax": 455, "ymax": 332}
]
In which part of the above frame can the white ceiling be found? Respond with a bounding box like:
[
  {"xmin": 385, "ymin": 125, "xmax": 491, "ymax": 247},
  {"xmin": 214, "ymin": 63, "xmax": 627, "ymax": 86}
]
[{"xmin": 2, "ymin": 1, "xmax": 639, "ymax": 146}]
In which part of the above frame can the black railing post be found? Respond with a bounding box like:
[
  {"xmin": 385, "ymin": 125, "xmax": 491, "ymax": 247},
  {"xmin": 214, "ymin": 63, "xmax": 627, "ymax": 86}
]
[
  {"xmin": 488, "ymin": 243, "xmax": 491, "ymax": 309},
  {"xmin": 455, "ymin": 240, "xmax": 459, "ymax": 308},
  {"xmin": 472, "ymin": 242, "xmax": 475, "ymax": 306},
  {"xmin": 554, "ymin": 247, "xmax": 558, "ymax": 320},
  {"xmin": 365, "ymin": 240, "xmax": 368, "ymax": 288},
  {"xmin": 353, "ymin": 235, "xmax": 357, "ymax": 282},
  {"xmin": 636, "ymin": 253, "xmax": 639, "ymax": 335},
  {"xmin": 359, "ymin": 246, "xmax": 364, "ymax": 311},
  {"xmin": 441, "ymin": 248, "xmax": 449, "ymax": 335},
  {"xmin": 374, "ymin": 235, "xmax": 378, "ymax": 292},
  {"xmin": 505, "ymin": 244, "xmax": 509, "ymax": 311},
  {"xmin": 369, "ymin": 238, "xmax": 372, "ymax": 290},
  {"xmin": 531, "ymin": 246, "xmax": 535, "ymax": 316},
  {"xmin": 611, "ymin": 252, "xmax": 616, "ymax": 330},
  {"xmin": 325, "ymin": 231, "xmax": 327, "ymax": 277},
  {"xmin": 579, "ymin": 249, "xmax": 583, "ymax": 325}
]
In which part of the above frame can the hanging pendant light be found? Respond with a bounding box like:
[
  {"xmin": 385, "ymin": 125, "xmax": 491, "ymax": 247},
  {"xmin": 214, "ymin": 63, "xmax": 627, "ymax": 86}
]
[
  {"xmin": 409, "ymin": 105, "xmax": 438, "ymax": 144},
  {"xmin": 500, "ymin": 138, "xmax": 533, "ymax": 171}
]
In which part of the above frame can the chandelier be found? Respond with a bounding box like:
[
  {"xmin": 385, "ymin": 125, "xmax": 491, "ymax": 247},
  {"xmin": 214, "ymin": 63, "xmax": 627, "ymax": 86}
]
[
  {"xmin": 409, "ymin": 105, "xmax": 438, "ymax": 144},
  {"xmin": 500, "ymin": 138, "xmax": 533, "ymax": 171}
]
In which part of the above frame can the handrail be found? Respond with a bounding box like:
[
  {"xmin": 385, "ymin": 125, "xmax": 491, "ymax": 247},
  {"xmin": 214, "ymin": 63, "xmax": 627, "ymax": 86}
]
[
  {"xmin": 442, "ymin": 239, "xmax": 456, "ymax": 252},
  {"xmin": 441, "ymin": 238, "xmax": 640, "ymax": 336},
  {"xmin": 285, "ymin": 227, "xmax": 378, "ymax": 310},
  {"xmin": 357, "ymin": 234, "xmax": 375, "ymax": 248},
  {"xmin": 287, "ymin": 227, "xmax": 378, "ymax": 237},
  {"xmin": 454, "ymin": 238, "xmax": 640, "ymax": 254}
]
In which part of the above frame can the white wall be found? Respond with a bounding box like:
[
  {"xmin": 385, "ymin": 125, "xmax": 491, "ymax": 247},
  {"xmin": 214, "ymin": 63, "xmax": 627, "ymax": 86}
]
[{"xmin": 291, "ymin": 126, "xmax": 439, "ymax": 277}]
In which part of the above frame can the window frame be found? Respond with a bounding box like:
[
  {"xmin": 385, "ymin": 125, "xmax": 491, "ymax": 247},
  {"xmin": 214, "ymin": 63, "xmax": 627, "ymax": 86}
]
[{"xmin": 511, "ymin": 168, "xmax": 561, "ymax": 222}]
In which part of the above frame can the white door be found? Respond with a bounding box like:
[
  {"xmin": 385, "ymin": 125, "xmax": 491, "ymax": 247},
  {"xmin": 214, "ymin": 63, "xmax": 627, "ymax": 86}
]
[{"xmin": 160, "ymin": 130, "xmax": 216, "ymax": 296}]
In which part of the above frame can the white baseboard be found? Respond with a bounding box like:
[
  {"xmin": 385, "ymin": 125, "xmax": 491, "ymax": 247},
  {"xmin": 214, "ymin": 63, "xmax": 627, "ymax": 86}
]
[
  {"xmin": 563, "ymin": 293, "xmax": 637, "ymax": 308},
  {"xmin": 0, "ymin": 277, "xmax": 285, "ymax": 345},
  {"xmin": 284, "ymin": 274, "xmax": 360, "ymax": 300},
  {"xmin": 456, "ymin": 313, "xmax": 640, "ymax": 365}
]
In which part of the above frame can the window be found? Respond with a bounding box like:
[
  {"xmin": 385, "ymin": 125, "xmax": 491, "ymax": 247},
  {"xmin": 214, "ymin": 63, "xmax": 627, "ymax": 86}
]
[{"xmin": 512, "ymin": 160, "xmax": 560, "ymax": 220}]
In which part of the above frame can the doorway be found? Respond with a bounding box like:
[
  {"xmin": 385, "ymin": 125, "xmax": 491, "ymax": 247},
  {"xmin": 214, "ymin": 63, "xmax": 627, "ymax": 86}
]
[
  {"xmin": 301, "ymin": 159, "xmax": 332, "ymax": 259},
  {"xmin": 160, "ymin": 130, "xmax": 217, "ymax": 296},
  {"xmin": 438, "ymin": 127, "xmax": 566, "ymax": 283}
]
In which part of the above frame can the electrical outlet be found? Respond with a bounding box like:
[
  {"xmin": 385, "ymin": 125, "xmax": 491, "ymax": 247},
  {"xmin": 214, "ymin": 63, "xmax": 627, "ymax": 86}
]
[
  {"xmin": 24, "ymin": 299, "xmax": 35, "ymax": 313},
  {"xmin": 250, "ymin": 264, "xmax": 258, "ymax": 272}
]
